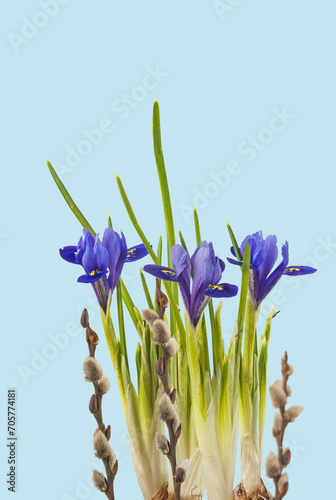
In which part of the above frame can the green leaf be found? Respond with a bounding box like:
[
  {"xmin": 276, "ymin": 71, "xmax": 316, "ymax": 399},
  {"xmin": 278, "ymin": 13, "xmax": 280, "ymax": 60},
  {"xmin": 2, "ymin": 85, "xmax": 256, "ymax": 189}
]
[
  {"xmin": 135, "ymin": 343, "xmax": 142, "ymax": 391},
  {"xmin": 226, "ymin": 221, "xmax": 242, "ymax": 261},
  {"xmin": 116, "ymin": 282, "xmax": 129, "ymax": 374},
  {"xmin": 152, "ymin": 100, "xmax": 176, "ymax": 266},
  {"xmin": 46, "ymin": 160, "xmax": 96, "ymax": 236},
  {"xmin": 178, "ymin": 228, "xmax": 190, "ymax": 257},
  {"xmin": 117, "ymin": 174, "xmax": 186, "ymax": 348},
  {"xmin": 156, "ymin": 235, "xmax": 163, "ymax": 265},
  {"xmin": 108, "ymin": 213, "xmax": 113, "ymax": 228},
  {"xmin": 140, "ymin": 269, "xmax": 154, "ymax": 310},
  {"xmin": 194, "ymin": 207, "xmax": 202, "ymax": 247},
  {"xmin": 120, "ymin": 280, "xmax": 143, "ymax": 339},
  {"xmin": 116, "ymin": 174, "xmax": 157, "ymax": 262}
]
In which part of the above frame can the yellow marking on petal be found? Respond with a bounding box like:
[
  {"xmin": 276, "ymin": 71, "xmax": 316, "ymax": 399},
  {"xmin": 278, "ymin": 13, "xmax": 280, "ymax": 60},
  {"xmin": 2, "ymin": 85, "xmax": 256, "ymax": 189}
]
[
  {"xmin": 206, "ymin": 284, "xmax": 223, "ymax": 291},
  {"xmin": 163, "ymin": 270, "xmax": 176, "ymax": 276},
  {"xmin": 283, "ymin": 267, "xmax": 300, "ymax": 273},
  {"xmin": 90, "ymin": 269, "xmax": 100, "ymax": 276},
  {"xmin": 128, "ymin": 248, "xmax": 135, "ymax": 254}
]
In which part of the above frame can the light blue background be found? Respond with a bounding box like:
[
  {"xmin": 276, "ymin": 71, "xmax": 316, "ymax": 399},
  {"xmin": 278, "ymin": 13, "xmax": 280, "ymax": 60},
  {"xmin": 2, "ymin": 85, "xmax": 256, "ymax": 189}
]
[{"xmin": 1, "ymin": 1, "xmax": 335, "ymax": 498}]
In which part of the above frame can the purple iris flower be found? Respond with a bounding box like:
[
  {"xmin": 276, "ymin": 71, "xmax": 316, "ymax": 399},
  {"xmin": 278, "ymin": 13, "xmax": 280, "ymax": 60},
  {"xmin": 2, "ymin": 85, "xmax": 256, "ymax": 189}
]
[
  {"xmin": 143, "ymin": 241, "xmax": 238, "ymax": 327},
  {"xmin": 227, "ymin": 231, "xmax": 316, "ymax": 309},
  {"xmin": 60, "ymin": 228, "xmax": 148, "ymax": 311}
]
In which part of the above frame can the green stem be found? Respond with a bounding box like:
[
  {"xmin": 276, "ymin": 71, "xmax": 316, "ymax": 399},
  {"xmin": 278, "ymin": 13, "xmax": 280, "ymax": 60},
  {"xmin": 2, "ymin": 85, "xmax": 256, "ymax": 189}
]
[{"xmin": 242, "ymin": 293, "xmax": 258, "ymax": 382}]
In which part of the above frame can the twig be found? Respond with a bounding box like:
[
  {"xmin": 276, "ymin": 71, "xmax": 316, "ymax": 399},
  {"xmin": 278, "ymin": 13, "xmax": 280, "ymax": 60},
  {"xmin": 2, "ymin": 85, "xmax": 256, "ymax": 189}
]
[
  {"xmin": 81, "ymin": 308, "xmax": 118, "ymax": 500},
  {"xmin": 155, "ymin": 282, "xmax": 182, "ymax": 500},
  {"xmin": 144, "ymin": 280, "xmax": 188, "ymax": 500},
  {"xmin": 266, "ymin": 351, "xmax": 303, "ymax": 500}
]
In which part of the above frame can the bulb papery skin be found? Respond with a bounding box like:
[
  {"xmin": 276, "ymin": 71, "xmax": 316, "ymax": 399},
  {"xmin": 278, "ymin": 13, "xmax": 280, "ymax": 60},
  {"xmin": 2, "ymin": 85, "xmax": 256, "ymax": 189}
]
[{"xmin": 241, "ymin": 434, "xmax": 261, "ymax": 496}]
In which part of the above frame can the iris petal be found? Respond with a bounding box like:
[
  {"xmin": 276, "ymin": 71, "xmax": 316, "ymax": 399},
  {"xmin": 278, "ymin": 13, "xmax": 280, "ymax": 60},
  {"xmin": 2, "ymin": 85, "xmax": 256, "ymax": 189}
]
[
  {"xmin": 77, "ymin": 269, "xmax": 108, "ymax": 283},
  {"xmin": 126, "ymin": 244, "xmax": 149, "ymax": 262},
  {"xmin": 283, "ymin": 265, "xmax": 317, "ymax": 276},
  {"xmin": 59, "ymin": 246, "xmax": 80, "ymax": 264},
  {"xmin": 143, "ymin": 264, "xmax": 178, "ymax": 282},
  {"xmin": 203, "ymin": 282, "xmax": 238, "ymax": 298},
  {"xmin": 258, "ymin": 241, "xmax": 289, "ymax": 305}
]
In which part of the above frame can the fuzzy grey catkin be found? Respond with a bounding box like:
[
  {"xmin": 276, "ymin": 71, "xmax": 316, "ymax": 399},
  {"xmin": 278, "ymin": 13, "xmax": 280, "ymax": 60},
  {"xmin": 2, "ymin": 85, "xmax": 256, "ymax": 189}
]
[
  {"xmin": 83, "ymin": 357, "xmax": 103, "ymax": 382},
  {"xmin": 269, "ymin": 380, "xmax": 287, "ymax": 408},
  {"xmin": 92, "ymin": 470, "xmax": 107, "ymax": 492},
  {"xmin": 158, "ymin": 392, "xmax": 176, "ymax": 422},
  {"xmin": 93, "ymin": 429, "xmax": 113, "ymax": 459},
  {"xmin": 142, "ymin": 309, "xmax": 159, "ymax": 327},
  {"xmin": 265, "ymin": 452, "xmax": 281, "ymax": 478},
  {"xmin": 176, "ymin": 459, "xmax": 190, "ymax": 483},
  {"xmin": 152, "ymin": 319, "xmax": 171, "ymax": 345},
  {"xmin": 155, "ymin": 432, "xmax": 170, "ymax": 455},
  {"xmin": 285, "ymin": 405, "xmax": 303, "ymax": 423},
  {"xmin": 98, "ymin": 375, "xmax": 111, "ymax": 395},
  {"xmin": 166, "ymin": 338, "xmax": 178, "ymax": 358}
]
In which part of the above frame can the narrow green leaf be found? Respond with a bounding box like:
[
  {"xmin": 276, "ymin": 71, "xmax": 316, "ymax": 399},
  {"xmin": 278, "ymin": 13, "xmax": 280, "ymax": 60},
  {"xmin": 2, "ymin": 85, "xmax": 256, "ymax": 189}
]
[
  {"xmin": 116, "ymin": 282, "xmax": 129, "ymax": 374},
  {"xmin": 193, "ymin": 206, "xmax": 202, "ymax": 247},
  {"xmin": 120, "ymin": 280, "xmax": 143, "ymax": 339},
  {"xmin": 116, "ymin": 174, "xmax": 157, "ymax": 262},
  {"xmin": 236, "ymin": 242, "xmax": 251, "ymax": 351},
  {"xmin": 178, "ymin": 228, "xmax": 190, "ymax": 256},
  {"xmin": 156, "ymin": 235, "xmax": 163, "ymax": 265},
  {"xmin": 46, "ymin": 160, "xmax": 96, "ymax": 236},
  {"xmin": 226, "ymin": 221, "xmax": 242, "ymax": 261},
  {"xmin": 152, "ymin": 100, "xmax": 176, "ymax": 266},
  {"xmin": 214, "ymin": 301, "xmax": 224, "ymax": 370},
  {"xmin": 200, "ymin": 315, "xmax": 210, "ymax": 374},
  {"xmin": 117, "ymin": 174, "xmax": 186, "ymax": 348},
  {"xmin": 108, "ymin": 213, "xmax": 113, "ymax": 228},
  {"xmin": 135, "ymin": 343, "xmax": 142, "ymax": 392},
  {"xmin": 140, "ymin": 269, "xmax": 154, "ymax": 310}
]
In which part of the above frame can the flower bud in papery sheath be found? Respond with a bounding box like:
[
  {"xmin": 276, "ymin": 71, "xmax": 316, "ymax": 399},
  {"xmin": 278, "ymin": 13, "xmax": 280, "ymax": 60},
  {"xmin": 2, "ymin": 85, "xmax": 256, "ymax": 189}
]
[
  {"xmin": 92, "ymin": 470, "xmax": 107, "ymax": 492},
  {"xmin": 142, "ymin": 309, "xmax": 159, "ymax": 328},
  {"xmin": 158, "ymin": 392, "xmax": 177, "ymax": 422},
  {"xmin": 155, "ymin": 432, "xmax": 170, "ymax": 455},
  {"xmin": 265, "ymin": 452, "xmax": 281, "ymax": 478},
  {"xmin": 272, "ymin": 412, "xmax": 282, "ymax": 437},
  {"xmin": 108, "ymin": 450, "xmax": 117, "ymax": 471},
  {"xmin": 98, "ymin": 375, "xmax": 110, "ymax": 395},
  {"xmin": 81, "ymin": 308, "xmax": 90, "ymax": 328},
  {"xmin": 89, "ymin": 394, "xmax": 98, "ymax": 414},
  {"xmin": 94, "ymin": 429, "xmax": 114, "ymax": 459},
  {"xmin": 278, "ymin": 473, "xmax": 289, "ymax": 497},
  {"xmin": 269, "ymin": 380, "xmax": 287, "ymax": 408},
  {"xmin": 166, "ymin": 338, "xmax": 178, "ymax": 358},
  {"xmin": 156, "ymin": 357, "xmax": 164, "ymax": 376},
  {"xmin": 172, "ymin": 415, "xmax": 181, "ymax": 439},
  {"xmin": 282, "ymin": 447, "xmax": 291, "ymax": 466},
  {"xmin": 169, "ymin": 387, "xmax": 176, "ymax": 404},
  {"xmin": 152, "ymin": 319, "xmax": 171, "ymax": 345},
  {"xmin": 105, "ymin": 425, "xmax": 111, "ymax": 441},
  {"xmin": 176, "ymin": 459, "xmax": 190, "ymax": 483},
  {"xmin": 284, "ymin": 405, "xmax": 303, "ymax": 423},
  {"xmin": 86, "ymin": 326, "xmax": 99, "ymax": 345},
  {"xmin": 83, "ymin": 357, "xmax": 103, "ymax": 382}
]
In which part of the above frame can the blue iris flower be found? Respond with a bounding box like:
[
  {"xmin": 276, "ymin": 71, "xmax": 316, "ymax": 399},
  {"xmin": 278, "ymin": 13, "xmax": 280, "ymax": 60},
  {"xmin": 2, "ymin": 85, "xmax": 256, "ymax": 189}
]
[
  {"xmin": 60, "ymin": 228, "xmax": 148, "ymax": 311},
  {"xmin": 143, "ymin": 241, "xmax": 238, "ymax": 327},
  {"xmin": 227, "ymin": 231, "xmax": 317, "ymax": 309}
]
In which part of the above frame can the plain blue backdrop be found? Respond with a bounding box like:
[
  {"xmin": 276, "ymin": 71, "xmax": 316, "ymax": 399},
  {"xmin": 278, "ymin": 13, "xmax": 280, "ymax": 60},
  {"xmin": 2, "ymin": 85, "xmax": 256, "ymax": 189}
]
[{"xmin": 1, "ymin": 1, "xmax": 335, "ymax": 499}]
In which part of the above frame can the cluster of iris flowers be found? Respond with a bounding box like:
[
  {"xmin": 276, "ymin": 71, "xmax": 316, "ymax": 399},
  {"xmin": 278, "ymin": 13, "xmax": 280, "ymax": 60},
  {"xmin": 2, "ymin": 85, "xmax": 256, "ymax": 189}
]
[
  {"xmin": 61, "ymin": 229, "xmax": 315, "ymax": 326},
  {"xmin": 52, "ymin": 101, "xmax": 316, "ymax": 500}
]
